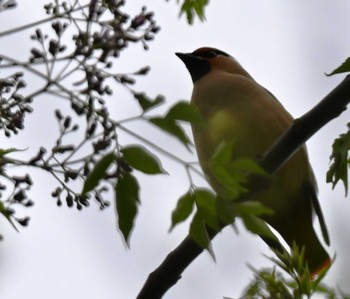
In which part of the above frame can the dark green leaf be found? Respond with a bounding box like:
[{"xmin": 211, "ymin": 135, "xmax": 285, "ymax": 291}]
[
  {"xmin": 326, "ymin": 123, "xmax": 350, "ymax": 196},
  {"xmin": 210, "ymin": 141, "xmax": 268, "ymax": 200},
  {"xmin": 115, "ymin": 172, "xmax": 140, "ymax": 245},
  {"xmin": 166, "ymin": 101, "xmax": 204, "ymax": 124},
  {"xmin": 170, "ymin": 190, "xmax": 195, "ymax": 231},
  {"xmin": 229, "ymin": 157, "xmax": 266, "ymax": 177},
  {"xmin": 209, "ymin": 142, "xmax": 250, "ymax": 199},
  {"xmin": 236, "ymin": 201, "xmax": 273, "ymax": 216},
  {"xmin": 215, "ymin": 197, "xmax": 237, "ymax": 225},
  {"xmin": 241, "ymin": 214, "xmax": 279, "ymax": 242},
  {"xmin": 0, "ymin": 201, "xmax": 19, "ymax": 232},
  {"xmin": 149, "ymin": 116, "xmax": 192, "ymax": 149},
  {"xmin": 0, "ymin": 147, "xmax": 27, "ymax": 158},
  {"xmin": 326, "ymin": 58, "xmax": 350, "ymax": 76},
  {"xmin": 82, "ymin": 152, "xmax": 115, "ymax": 195},
  {"xmin": 122, "ymin": 145, "xmax": 167, "ymax": 175},
  {"xmin": 133, "ymin": 92, "xmax": 165, "ymax": 113},
  {"xmin": 179, "ymin": 0, "xmax": 208, "ymax": 24},
  {"xmin": 194, "ymin": 188, "xmax": 219, "ymax": 229},
  {"xmin": 189, "ymin": 213, "xmax": 215, "ymax": 259}
]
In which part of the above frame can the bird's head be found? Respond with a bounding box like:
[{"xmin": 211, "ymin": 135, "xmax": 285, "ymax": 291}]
[{"xmin": 176, "ymin": 47, "xmax": 252, "ymax": 83}]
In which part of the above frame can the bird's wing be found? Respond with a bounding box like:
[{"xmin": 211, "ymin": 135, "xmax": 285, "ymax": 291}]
[
  {"xmin": 264, "ymin": 84, "xmax": 330, "ymax": 246},
  {"xmin": 305, "ymin": 179, "xmax": 330, "ymax": 246}
]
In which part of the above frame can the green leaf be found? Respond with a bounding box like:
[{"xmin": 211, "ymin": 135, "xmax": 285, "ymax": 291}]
[
  {"xmin": 211, "ymin": 140, "xmax": 234, "ymax": 165},
  {"xmin": 189, "ymin": 213, "xmax": 215, "ymax": 259},
  {"xmin": 210, "ymin": 163, "xmax": 246, "ymax": 199},
  {"xmin": 121, "ymin": 145, "xmax": 167, "ymax": 175},
  {"xmin": 115, "ymin": 172, "xmax": 140, "ymax": 245},
  {"xmin": 210, "ymin": 141, "xmax": 245, "ymax": 199},
  {"xmin": 215, "ymin": 197, "xmax": 237, "ymax": 225},
  {"xmin": 179, "ymin": 0, "xmax": 208, "ymax": 24},
  {"xmin": 326, "ymin": 123, "xmax": 350, "ymax": 196},
  {"xmin": 194, "ymin": 188, "xmax": 219, "ymax": 230},
  {"xmin": 229, "ymin": 157, "xmax": 266, "ymax": 177},
  {"xmin": 166, "ymin": 101, "xmax": 204, "ymax": 124},
  {"xmin": 326, "ymin": 57, "xmax": 350, "ymax": 76},
  {"xmin": 209, "ymin": 141, "xmax": 268, "ymax": 200},
  {"xmin": 211, "ymin": 140, "xmax": 234, "ymax": 164},
  {"xmin": 241, "ymin": 214, "xmax": 279, "ymax": 243},
  {"xmin": 133, "ymin": 92, "xmax": 165, "ymax": 113},
  {"xmin": 149, "ymin": 116, "xmax": 192, "ymax": 149},
  {"xmin": 170, "ymin": 190, "xmax": 195, "ymax": 231},
  {"xmin": 0, "ymin": 147, "xmax": 27, "ymax": 158},
  {"xmin": 81, "ymin": 152, "xmax": 115, "ymax": 195},
  {"xmin": 0, "ymin": 201, "xmax": 19, "ymax": 232},
  {"xmin": 236, "ymin": 201, "xmax": 273, "ymax": 217}
]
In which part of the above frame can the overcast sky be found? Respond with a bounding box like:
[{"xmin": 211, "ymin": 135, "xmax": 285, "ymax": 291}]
[{"xmin": 1, "ymin": 1, "xmax": 350, "ymax": 299}]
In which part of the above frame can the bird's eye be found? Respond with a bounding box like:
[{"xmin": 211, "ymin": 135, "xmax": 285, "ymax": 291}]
[
  {"xmin": 194, "ymin": 48, "xmax": 230, "ymax": 59},
  {"xmin": 205, "ymin": 51, "xmax": 219, "ymax": 58},
  {"xmin": 197, "ymin": 50, "xmax": 219, "ymax": 59}
]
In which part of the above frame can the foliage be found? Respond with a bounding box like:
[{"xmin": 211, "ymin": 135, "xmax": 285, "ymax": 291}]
[
  {"xmin": 170, "ymin": 141, "xmax": 279, "ymax": 255},
  {"xmin": 1, "ymin": 1, "xmax": 349, "ymax": 298},
  {"xmin": 326, "ymin": 58, "xmax": 350, "ymax": 76},
  {"xmin": 0, "ymin": 0, "xmax": 206, "ymax": 244},
  {"xmin": 176, "ymin": 0, "xmax": 209, "ymax": 24},
  {"xmin": 235, "ymin": 246, "xmax": 349, "ymax": 299},
  {"xmin": 327, "ymin": 123, "xmax": 350, "ymax": 196},
  {"xmin": 0, "ymin": 0, "xmax": 162, "ymax": 240}
]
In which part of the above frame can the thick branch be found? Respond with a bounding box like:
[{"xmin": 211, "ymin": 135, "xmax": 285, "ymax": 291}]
[
  {"xmin": 261, "ymin": 75, "xmax": 350, "ymax": 173},
  {"xmin": 136, "ymin": 75, "xmax": 350, "ymax": 299}
]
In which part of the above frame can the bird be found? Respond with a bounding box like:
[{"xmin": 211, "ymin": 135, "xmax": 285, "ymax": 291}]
[{"xmin": 176, "ymin": 47, "xmax": 330, "ymax": 275}]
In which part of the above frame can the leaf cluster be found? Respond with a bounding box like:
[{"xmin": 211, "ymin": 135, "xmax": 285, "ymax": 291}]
[
  {"xmin": 174, "ymin": 0, "xmax": 209, "ymax": 24},
  {"xmin": 237, "ymin": 246, "xmax": 348, "ymax": 299},
  {"xmin": 170, "ymin": 141, "xmax": 278, "ymax": 255}
]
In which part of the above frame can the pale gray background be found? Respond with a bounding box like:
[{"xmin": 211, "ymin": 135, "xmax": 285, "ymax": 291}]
[{"xmin": 1, "ymin": 1, "xmax": 350, "ymax": 298}]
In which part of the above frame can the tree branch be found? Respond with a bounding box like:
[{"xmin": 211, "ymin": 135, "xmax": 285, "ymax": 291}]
[{"xmin": 136, "ymin": 75, "xmax": 350, "ymax": 299}]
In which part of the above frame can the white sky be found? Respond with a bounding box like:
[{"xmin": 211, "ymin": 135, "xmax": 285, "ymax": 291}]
[{"xmin": 1, "ymin": 1, "xmax": 350, "ymax": 299}]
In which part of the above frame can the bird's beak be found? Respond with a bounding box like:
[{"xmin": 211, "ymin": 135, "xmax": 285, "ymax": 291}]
[
  {"xmin": 175, "ymin": 52, "xmax": 196, "ymax": 64},
  {"xmin": 175, "ymin": 52, "xmax": 209, "ymax": 83},
  {"xmin": 175, "ymin": 52, "xmax": 188, "ymax": 59}
]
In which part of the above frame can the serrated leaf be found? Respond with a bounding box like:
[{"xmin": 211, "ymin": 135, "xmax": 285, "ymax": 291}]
[
  {"xmin": 326, "ymin": 58, "xmax": 350, "ymax": 76},
  {"xmin": 194, "ymin": 0, "xmax": 206, "ymax": 20},
  {"xmin": 189, "ymin": 213, "xmax": 215, "ymax": 259},
  {"xmin": 166, "ymin": 101, "xmax": 204, "ymax": 124},
  {"xmin": 121, "ymin": 145, "xmax": 167, "ymax": 175},
  {"xmin": 326, "ymin": 123, "xmax": 350, "ymax": 196},
  {"xmin": 82, "ymin": 152, "xmax": 115, "ymax": 195},
  {"xmin": 170, "ymin": 191, "xmax": 195, "ymax": 231},
  {"xmin": 149, "ymin": 116, "xmax": 192, "ymax": 149},
  {"xmin": 179, "ymin": 0, "xmax": 207, "ymax": 24},
  {"xmin": 133, "ymin": 92, "xmax": 165, "ymax": 113},
  {"xmin": 115, "ymin": 172, "xmax": 140, "ymax": 245},
  {"xmin": 180, "ymin": 1, "xmax": 194, "ymax": 24}
]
